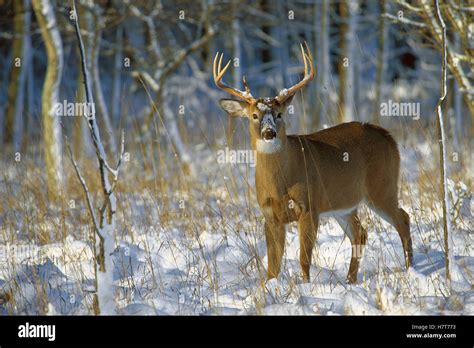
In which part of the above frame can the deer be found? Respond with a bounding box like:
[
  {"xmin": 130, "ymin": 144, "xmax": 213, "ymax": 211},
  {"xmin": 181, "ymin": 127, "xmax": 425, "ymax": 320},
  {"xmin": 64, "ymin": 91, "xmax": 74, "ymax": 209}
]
[{"xmin": 213, "ymin": 43, "xmax": 413, "ymax": 284}]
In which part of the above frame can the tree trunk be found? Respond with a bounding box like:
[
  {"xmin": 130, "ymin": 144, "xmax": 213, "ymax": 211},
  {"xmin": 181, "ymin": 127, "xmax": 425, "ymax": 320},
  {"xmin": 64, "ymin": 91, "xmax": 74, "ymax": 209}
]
[
  {"xmin": 22, "ymin": 39, "xmax": 34, "ymax": 154},
  {"xmin": 91, "ymin": 3, "xmax": 117, "ymax": 155},
  {"xmin": 110, "ymin": 18, "xmax": 123, "ymax": 124},
  {"xmin": 433, "ymin": 0, "xmax": 469, "ymax": 291},
  {"xmin": 32, "ymin": 0, "xmax": 64, "ymax": 199},
  {"xmin": 227, "ymin": 4, "xmax": 242, "ymax": 149},
  {"xmin": 276, "ymin": 1, "xmax": 290, "ymax": 89},
  {"xmin": 453, "ymin": 35, "xmax": 462, "ymax": 148},
  {"xmin": 314, "ymin": 0, "xmax": 330, "ymax": 127},
  {"xmin": 5, "ymin": 0, "xmax": 30, "ymax": 150},
  {"xmin": 337, "ymin": 0, "xmax": 358, "ymax": 123},
  {"xmin": 372, "ymin": 0, "xmax": 387, "ymax": 125},
  {"xmin": 73, "ymin": 0, "xmax": 95, "ymax": 159}
]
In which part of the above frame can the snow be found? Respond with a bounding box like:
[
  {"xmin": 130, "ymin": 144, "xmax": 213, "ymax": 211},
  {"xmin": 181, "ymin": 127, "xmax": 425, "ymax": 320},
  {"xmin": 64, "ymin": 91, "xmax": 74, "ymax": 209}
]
[
  {"xmin": 256, "ymin": 102, "xmax": 270, "ymax": 113},
  {"xmin": 0, "ymin": 142, "xmax": 472, "ymax": 315},
  {"xmin": 97, "ymin": 230, "xmax": 116, "ymax": 314}
]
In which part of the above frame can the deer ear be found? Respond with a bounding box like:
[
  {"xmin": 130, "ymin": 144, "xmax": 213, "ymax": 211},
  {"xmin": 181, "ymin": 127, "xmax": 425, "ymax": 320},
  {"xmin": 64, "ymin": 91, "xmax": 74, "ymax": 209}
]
[{"xmin": 219, "ymin": 99, "xmax": 248, "ymax": 117}]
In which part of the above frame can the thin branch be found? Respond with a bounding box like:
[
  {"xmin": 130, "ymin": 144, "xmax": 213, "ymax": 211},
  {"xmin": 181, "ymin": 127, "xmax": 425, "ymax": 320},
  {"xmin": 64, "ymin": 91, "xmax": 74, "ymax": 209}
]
[
  {"xmin": 449, "ymin": 0, "xmax": 474, "ymax": 12},
  {"xmin": 395, "ymin": 0, "xmax": 423, "ymax": 12},
  {"xmin": 65, "ymin": 137, "xmax": 102, "ymax": 239},
  {"xmin": 99, "ymin": 130, "xmax": 125, "ymax": 215},
  {"xmin": 383, "ymin": 13, "xmax": 427, "ymax": 28},
  {"xmin": 434, "ymin": 0, "xmax": 450, "ymax": 283}
]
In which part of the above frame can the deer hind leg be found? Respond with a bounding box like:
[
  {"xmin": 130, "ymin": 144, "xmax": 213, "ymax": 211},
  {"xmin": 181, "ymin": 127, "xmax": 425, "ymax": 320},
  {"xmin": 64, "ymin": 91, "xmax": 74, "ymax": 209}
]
[
  {"xmin": 264, "ymin": 220, "xmax": 286, "ymax": 280},
  {"xmin": 372, "ymin": 204, "xmax": 413, "ymax": 269},
  {"xmin": 336, "ymin": 211, "xmax": 367, "ymax": 284},
  {"xmin": 298, "ymin": 211, "xmax": 319, "ymax": 282}
]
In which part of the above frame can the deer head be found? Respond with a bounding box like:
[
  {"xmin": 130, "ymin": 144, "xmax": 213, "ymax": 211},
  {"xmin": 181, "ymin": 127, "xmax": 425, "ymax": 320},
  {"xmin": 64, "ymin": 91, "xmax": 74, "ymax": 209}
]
[{"xmin": 214, "ymin": 42, "xmax": 315, "ymax": 153}]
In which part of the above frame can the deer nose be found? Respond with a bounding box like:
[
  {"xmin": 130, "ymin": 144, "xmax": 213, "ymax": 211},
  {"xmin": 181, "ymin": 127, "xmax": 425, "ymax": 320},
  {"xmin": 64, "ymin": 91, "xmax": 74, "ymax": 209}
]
[{"xmin": 261, "ymin": 128, "xmax": 276, "ymax": 141}]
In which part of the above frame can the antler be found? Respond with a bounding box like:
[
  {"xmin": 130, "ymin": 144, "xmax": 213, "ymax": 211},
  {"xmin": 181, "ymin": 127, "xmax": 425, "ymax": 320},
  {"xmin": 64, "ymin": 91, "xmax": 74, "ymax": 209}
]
[
  {"xmin": 275, "ymin": 42, "xmax": 315, "ymax": 104},
  {"xmin": 213, "ymin": 52, "xmax": 256, "ymax": 104}
]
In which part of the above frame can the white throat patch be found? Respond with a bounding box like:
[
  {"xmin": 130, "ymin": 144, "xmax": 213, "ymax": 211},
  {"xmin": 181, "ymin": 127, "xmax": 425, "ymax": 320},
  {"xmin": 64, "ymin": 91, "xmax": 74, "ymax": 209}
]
[{"xmin": 256, "ymin": 138, "xmax": 282, "ymax": 154}]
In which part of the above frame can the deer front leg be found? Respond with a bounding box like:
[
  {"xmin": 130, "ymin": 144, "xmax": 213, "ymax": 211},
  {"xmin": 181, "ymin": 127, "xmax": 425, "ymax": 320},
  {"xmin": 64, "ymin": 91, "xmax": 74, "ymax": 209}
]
[
  {"xmin": 264, "ymin": 219, "xmax": 286, "ymax": 280},
  {"xmin": 298, "ymin": 211, "xmax": 319, "ymax": 282}
]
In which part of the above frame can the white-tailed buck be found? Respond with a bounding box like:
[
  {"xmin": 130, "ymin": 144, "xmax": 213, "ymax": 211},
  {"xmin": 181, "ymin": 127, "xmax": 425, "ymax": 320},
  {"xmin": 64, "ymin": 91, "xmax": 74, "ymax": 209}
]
[{"xmin": 214, "ymin": 43, "xmax": 413, "ymax": 283}]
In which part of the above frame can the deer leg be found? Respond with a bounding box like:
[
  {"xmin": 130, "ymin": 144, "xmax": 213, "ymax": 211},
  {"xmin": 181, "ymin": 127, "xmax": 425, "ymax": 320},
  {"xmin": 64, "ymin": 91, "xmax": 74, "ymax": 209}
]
[
  {"xmin": 298, "ymin": 211, "xmax": 319, "ymax": 282},
  {"xmin": 264, "ymin": 220, "xmax": 286, "ymax": 280},
  {"xmin": 336, "ymin": 211, "xmax": 367, "ymax": 284},
  {"xmin": 373, "ymin": 205, "xmax": 413, "ymax": 269}
]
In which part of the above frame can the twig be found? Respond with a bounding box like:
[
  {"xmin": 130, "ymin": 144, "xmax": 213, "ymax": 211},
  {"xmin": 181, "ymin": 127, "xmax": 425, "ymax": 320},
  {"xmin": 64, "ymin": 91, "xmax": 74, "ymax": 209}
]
[{"xmin": 383, "ymin": 13, "xmax": 427, "ymax": 28}]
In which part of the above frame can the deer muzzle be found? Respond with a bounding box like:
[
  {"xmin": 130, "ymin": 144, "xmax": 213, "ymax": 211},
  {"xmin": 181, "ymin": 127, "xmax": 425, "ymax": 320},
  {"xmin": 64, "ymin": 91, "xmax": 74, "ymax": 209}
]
[{"xmin": 261, "ymin": 113, "xmax": 276, "ymax": 141}]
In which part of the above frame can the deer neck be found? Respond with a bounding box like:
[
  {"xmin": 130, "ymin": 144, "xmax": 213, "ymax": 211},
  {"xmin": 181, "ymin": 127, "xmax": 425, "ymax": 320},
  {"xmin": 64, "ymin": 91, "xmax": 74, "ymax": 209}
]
[{"xmin": 251, "ymin": 133, "xmax": 291, "ymax": 196}]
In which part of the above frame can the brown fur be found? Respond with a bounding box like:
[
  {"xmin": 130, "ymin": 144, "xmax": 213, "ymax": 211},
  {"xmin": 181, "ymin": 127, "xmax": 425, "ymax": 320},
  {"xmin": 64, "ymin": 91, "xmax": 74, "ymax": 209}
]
[
  {"xmin": 217, "ymin": 71, "xmax": 412, "ymax": 284},
  {"xmin": 253, "ymin": 121, "xmax": 413, "ymax": 283}
]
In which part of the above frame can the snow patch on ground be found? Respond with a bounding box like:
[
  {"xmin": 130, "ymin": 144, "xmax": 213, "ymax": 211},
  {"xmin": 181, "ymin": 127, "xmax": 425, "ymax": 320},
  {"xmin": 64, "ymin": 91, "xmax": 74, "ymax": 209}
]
[{"xmin": 0, "ymin": 143, "xmax": 472, "ymax": 315}]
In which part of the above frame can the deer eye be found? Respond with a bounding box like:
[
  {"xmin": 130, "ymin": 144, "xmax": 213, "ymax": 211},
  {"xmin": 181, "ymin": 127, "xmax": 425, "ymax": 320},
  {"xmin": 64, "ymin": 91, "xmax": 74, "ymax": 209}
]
[
  {"xmin": 276, "ymin": 113, "xmax": 282, "ymax": 119},
  {"xmin": 252, "ymin": 113, "xmax": 258, "ymax": 120}
]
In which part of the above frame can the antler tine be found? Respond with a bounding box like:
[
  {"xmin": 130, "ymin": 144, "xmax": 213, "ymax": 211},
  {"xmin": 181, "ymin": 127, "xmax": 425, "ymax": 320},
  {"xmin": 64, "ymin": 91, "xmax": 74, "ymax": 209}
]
[
  {"xmin": 303, "ymin": 41, "xmax": 314, "ymax": 77},
  {"xmin": 219, "ymin": 60, "xmax": 231, "ymax": 82},
  {"xmin": 212, "ymin": 52, "xmax": 256, "ymax": 104},
  {"xmin": 218, "ymin": 52, "xmax": 223, "ymax": 74},
  {"xmin": 213, "ymin": 52, "xmax": 220, "ymax": 83},
  {"xmin": 300, "ymin": 43, "xmax": 308, "ymax": 76},
  {"xmin": 275, "ymin": 41, "xmax": 315, "ymax": 104},
  {"xmin": 243, "ymin": 76, "xmax": 250, "ymax": 94}
]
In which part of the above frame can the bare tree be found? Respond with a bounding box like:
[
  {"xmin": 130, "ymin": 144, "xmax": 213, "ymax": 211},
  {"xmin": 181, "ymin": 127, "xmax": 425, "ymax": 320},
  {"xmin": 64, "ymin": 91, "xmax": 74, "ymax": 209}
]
[
  {"xmin": 315, "ymin": 0, "xmax": 331, "ymax": 127},
  {"xmin": 110, "ymin": 10, "xmax": 124, "ymax": 124},
  {"xmin": 227, "ymin": 1, "xmax": 241, "ymax": 148},
  {"xmin": 89, "ymin": 2, "xmax": 118, "ymax": 155},
  {"xmin": 433, "ymin": 0, "xmax": 469, "ymax": 291},
  {"xmin": 387, "ymin": 0, "xmax": 474, "ymax": 129},
  {"xmin": 5, "ymin": 0, "xmax": 31, "ymax": 150},
  {"xmin": 337, "ymin": 0, "xmax": 359, "ymax": 123},
  {"xmin": 32, "ymin": 0, "xmax": 64, "ymax": 199},
  {"xmin": 68, "ymin": 0, "xmax": 126, "ymax": 314},
  {"xmin": 126, "ymin": 0, "xmax": 214, "ymax": 177},
  {"xmin": 73, "ymin": 0, "xmax": 94, "ymax": 159},
  {"xmin": 372, "ymin": 0, "xmax": 388, "ymax": 125}
]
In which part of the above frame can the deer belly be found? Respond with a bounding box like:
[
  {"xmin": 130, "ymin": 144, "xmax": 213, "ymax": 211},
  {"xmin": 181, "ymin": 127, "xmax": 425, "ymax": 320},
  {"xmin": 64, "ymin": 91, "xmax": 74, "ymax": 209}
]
[{"xmin": 319, "ymin": 204, "xmax": 360, "ymax": 218}]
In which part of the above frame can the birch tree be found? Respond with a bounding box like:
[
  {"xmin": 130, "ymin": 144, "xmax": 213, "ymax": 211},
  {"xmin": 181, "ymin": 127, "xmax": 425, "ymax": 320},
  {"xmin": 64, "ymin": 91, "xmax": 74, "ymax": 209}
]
[
  {"xmin": 32, "ymin": 0, "xmax": 64, "ymax": 199},
  {"xmin": 227, "ymin": 1, "xmax": 241, "ymax": 148},
  {"xmin": 73, "ymin": 0, "xmax": 94, "ymax": 159},
  {"xmin": 337, "ymin": 0, "xmax": 359, "ymax": 123},
  {"xmin": 22, "ymin": 23, "xmax": 34, "ymax": 153},
  {"xmin": 90, "ymin": 3, "xmax": 117, "ymax": 155},
  {"xmin": 316, "ymin": 0, "xmax": 331, "ymax": 126},
  {"xmin": 5, "ymin": 0, "xmax": 30, "ymax": 150},
  {"xmin": 110, "ymin": 13, "xmax": 123, "ymax": 124},
  {"xmin": 433, "ymin": 0, "xmax": 469, "ymax": 291},
  {"xmin": 68, "ymin": 0, "xmax": 126, "ymax": 314},
  {"xmin": 372, "ymin": 0, "xmax": 388, "ymax": 125},
  {"xmin": 276, "ymin": 0, "xmax": 290, "ymax": 89}
]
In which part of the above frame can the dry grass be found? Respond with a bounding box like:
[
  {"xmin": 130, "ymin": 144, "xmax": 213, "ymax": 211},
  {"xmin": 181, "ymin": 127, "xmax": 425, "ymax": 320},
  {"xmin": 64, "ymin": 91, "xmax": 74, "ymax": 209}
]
[{"xmin": 0, "ymin": 113, "xmax": 472, "ymax": 314}]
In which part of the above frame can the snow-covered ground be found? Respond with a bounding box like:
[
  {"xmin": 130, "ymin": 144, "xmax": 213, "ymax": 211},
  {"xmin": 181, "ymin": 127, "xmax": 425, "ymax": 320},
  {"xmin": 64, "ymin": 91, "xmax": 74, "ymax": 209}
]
[{"xmin": 0, "ymin": 139, "xmax": 472, "ymax": 315}]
